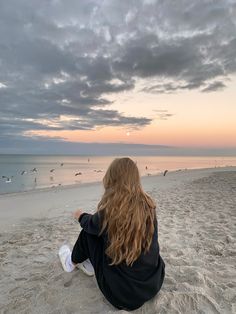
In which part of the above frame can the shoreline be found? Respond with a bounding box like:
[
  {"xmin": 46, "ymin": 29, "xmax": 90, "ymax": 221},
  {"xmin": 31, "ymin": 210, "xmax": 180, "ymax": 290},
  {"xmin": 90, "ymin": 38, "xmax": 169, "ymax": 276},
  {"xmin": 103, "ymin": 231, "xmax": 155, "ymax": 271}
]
[
  {"xmin": 0, "ymin": 164, "xmax": 235, "ymax": 198},
  {"xmin": 0, "ymin": 165, "xmax": 236, "ymax": 233}
]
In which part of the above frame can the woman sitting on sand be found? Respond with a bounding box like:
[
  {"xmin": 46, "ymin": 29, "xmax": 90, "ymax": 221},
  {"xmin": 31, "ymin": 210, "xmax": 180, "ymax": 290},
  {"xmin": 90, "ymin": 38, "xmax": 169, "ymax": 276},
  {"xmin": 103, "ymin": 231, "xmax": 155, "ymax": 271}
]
[{"xmin": 59, "ymin": 157, "xmax": 165, "ymax": 311}]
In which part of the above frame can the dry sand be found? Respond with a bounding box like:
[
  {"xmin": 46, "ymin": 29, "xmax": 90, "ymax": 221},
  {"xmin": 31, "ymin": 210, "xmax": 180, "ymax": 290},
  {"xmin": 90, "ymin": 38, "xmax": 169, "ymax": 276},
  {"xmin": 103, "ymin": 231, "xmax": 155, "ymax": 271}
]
[{"xmin": 0, "ymin": 166, "xmax": 236, "ymax": 313}]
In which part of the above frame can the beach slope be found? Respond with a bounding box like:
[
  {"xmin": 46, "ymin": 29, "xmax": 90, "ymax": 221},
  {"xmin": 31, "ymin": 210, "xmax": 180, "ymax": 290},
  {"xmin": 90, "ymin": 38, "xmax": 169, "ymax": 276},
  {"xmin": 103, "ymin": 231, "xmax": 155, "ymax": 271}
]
[{"xmin": 0, "ymin": 167, "xmax": 236, "ymax": 313}]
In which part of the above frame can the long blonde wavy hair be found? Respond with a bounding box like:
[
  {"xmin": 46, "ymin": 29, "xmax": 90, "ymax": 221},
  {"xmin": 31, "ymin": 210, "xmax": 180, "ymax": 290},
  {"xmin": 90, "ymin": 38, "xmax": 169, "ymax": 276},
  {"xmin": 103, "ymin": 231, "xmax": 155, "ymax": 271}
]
[{"xmin": 97, "ymin": 157, "xmax": 156, "ymax": 266}]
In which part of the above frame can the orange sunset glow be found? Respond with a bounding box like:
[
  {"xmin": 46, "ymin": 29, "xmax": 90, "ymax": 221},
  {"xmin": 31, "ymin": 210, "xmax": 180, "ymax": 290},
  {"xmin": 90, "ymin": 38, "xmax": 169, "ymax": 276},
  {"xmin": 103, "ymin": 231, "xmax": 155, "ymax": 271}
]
[{"xmin": 25, "ymin": 75, "xmax": 236, "ymax": 149}]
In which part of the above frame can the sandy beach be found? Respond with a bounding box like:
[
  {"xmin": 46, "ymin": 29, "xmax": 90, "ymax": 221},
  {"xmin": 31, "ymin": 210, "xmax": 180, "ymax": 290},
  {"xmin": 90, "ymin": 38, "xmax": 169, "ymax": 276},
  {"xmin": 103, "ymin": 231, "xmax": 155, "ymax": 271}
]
[{"xmin": 0, "ymin": 166, "xmax": 236, "ymax": 313}]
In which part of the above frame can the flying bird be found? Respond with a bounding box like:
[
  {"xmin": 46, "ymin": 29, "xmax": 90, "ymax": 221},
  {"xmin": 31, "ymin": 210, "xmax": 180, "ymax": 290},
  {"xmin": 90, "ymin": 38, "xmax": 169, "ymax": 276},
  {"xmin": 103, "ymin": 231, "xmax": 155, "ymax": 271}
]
[
  {"xmin": 75, "ymin": 172, "xmax": 82, "ymax": 176},
  {"xmin": 2, "ymin": 176, "xmax": 13, "ymax": 183},
  {"xmin": 163, "ymin": 170, "xmax": 168, "ymax": 176}
]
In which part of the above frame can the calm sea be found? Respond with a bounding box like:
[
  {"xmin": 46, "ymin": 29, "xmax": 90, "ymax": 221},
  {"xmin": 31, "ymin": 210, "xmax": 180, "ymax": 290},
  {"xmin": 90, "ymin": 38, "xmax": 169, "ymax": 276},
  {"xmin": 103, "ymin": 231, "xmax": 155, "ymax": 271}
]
[{"xmin": 0, "ymin": 154, "xmax": 236, "ymax": 195}]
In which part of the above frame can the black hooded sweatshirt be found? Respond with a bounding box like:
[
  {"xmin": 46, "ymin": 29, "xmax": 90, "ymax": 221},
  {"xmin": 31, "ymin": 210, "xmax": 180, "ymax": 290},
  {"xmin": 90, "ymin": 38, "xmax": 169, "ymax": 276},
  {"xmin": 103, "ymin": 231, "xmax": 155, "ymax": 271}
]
[{"xmin": 78, "ymin": 210, "xmax": 165, "ymax": 311}]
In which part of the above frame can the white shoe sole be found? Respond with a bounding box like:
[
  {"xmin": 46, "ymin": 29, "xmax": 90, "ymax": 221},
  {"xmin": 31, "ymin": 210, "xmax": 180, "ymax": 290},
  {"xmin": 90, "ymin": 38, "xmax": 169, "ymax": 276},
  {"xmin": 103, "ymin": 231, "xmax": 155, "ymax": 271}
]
[
  {"xmin": 58, "ymin": 245, "xmax": 74, "ymax": 272},
  {"xmin": 77, "ymin": 260, "xmax": 95, "ymax": 277}
]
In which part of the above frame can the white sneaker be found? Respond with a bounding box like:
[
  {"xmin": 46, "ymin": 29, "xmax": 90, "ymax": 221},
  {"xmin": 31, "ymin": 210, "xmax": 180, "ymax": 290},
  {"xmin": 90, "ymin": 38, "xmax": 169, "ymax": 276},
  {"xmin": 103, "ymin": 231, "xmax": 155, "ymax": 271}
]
[
  {"xmin": 58, "ymin": 244, "xmax": 75, "ymax": 272},
  {"xmin": 77, "ymin": 259, "xmax": 95, "ymax": 276}
]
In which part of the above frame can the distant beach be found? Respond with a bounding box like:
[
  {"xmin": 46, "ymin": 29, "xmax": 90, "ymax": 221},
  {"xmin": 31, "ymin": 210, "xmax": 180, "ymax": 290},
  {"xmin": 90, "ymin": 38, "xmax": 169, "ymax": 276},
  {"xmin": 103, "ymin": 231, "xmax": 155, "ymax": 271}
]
[
  {"xmin": 1, "ymin": 154, "xmax": 236, "ymax": 195},
  {"xmin": 0, "ymin": 166, "xmax": 236, "ymax": 313}
]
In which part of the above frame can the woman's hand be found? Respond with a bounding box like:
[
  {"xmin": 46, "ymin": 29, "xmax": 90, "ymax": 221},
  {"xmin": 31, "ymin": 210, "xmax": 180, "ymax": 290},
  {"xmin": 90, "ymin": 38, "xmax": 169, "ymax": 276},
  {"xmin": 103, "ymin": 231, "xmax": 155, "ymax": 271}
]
[{"xmin": 73, "ymin": 209, "xmax": 83, "ymax": 220}]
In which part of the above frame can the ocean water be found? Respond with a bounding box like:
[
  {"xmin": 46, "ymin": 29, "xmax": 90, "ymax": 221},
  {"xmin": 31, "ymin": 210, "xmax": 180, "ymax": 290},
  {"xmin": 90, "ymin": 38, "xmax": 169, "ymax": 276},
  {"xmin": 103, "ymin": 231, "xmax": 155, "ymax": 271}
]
[{"xmin": 0, "ymin": 154, "xmax": 236, "ymax": 195}]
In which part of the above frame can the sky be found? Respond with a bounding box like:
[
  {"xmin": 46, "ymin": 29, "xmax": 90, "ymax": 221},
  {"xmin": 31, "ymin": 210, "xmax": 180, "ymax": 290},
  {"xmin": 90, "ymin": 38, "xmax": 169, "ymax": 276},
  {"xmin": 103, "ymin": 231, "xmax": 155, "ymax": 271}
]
[{"xmin": 0, "ymin": 0, "xmax": 236, "ymax": 155}]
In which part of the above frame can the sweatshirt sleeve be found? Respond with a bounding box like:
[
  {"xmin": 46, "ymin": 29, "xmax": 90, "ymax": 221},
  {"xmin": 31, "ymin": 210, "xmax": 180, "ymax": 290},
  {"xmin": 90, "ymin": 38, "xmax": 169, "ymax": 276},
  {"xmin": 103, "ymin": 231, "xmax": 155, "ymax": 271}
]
[{"xmin": 78, "ymin": 211, "xmax": 103, "ymax": 236}]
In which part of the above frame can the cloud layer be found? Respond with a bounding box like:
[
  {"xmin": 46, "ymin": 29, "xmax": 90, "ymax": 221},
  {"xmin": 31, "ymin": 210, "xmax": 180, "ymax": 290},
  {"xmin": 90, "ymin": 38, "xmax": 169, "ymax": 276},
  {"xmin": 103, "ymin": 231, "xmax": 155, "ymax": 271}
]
[{"xmin": 0, "ymin": 0, "xmax": 236, "ymax": 142}]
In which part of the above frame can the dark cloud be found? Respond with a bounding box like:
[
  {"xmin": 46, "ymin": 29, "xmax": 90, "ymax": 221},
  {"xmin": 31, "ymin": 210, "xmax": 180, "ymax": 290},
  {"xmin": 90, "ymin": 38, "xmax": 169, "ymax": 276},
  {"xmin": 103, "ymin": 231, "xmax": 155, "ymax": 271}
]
[
  {"xmin": 201, "ymin": 81, "xmax": 226, "ymax": 92},
  {"xmin": 0, "ymin": 0, "xmax": 235, "ymax": 143},
  {"xmin": 143, "ymin": 78, "xmax": 227, "ymax": 94}
]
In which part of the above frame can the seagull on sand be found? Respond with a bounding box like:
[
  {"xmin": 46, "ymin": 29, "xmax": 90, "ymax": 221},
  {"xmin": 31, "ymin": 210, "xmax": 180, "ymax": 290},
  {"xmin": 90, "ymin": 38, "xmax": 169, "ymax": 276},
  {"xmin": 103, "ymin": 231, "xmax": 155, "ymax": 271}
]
[
  {"xmin": 75, "ymin": 172, "xmax": 82, "ymax": 176},
  {"xmin": 50, "ymin": 169, "xmax": 55, "ymax": 173},
  {"xmin": 21, "ymin": 170, "xmax": 27, "ymax": 175},
  {"xmin": 30, "ymin": 168, "xmax": 37, "ymax": 173},
  {"xmin": 60, "ymin": 163, "xmax": 64, "ymax": 166}
]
